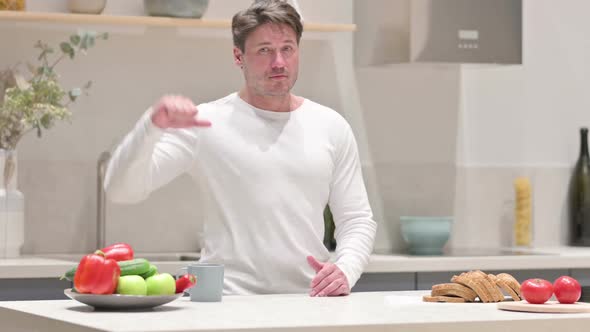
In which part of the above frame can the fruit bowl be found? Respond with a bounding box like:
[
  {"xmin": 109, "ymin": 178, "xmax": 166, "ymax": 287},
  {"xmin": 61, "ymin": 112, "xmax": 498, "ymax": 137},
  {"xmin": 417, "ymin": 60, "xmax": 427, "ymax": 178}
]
[{"xmin": 64, "ymin": 289, "xmax": 183, "ymax": 310}]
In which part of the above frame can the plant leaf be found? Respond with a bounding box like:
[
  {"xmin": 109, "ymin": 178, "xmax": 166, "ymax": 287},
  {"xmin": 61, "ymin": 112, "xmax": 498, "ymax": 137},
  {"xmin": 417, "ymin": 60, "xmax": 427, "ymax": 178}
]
[
  {"xmin": 37, "ymin": 66, "xmax": 52, "ymax": 76},
  {"xmin": 40, "ymin": 113, "xmax": 52, "ymax": 128},
  {"xmin": 60, "ymin": 42, "xmax": 75, "ymax": 59},
  {"xmin": 70, "ymin": 34, "xmax": 81, "ymax": 46},
  {"xmin": 80, "ymin": 34, "xmax": 89, "ymax": 50}
]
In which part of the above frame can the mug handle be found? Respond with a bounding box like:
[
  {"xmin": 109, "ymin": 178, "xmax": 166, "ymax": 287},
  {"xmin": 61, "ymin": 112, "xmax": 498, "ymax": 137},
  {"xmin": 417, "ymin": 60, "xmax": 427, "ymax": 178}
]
[{"xmin": 175, "ymin": 266, "xmax": 187, "ymax": 279}]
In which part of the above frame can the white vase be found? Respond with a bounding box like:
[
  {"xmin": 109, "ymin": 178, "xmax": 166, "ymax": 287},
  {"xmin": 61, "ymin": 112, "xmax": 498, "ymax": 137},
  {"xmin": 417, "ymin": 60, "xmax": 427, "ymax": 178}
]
[{"xmin": 0, "ymin": 149, "xmax": 24, "ymax": 258}]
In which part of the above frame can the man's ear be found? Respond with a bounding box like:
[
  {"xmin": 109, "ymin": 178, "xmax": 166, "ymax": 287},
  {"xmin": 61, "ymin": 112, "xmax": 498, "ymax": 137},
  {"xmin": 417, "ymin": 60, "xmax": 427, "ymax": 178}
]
[{"xmin": 233, "ymin": 47, "xmax": 244, "ymax": 67}]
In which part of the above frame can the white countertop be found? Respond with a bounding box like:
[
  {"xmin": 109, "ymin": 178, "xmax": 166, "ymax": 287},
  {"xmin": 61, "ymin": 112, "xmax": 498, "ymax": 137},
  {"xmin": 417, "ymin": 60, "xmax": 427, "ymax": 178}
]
[
  {"xmin": 2, "ymin": 246, "xmax": 590, "ymax": 279},
  {"xmin": 367, "ymin": 246, "xmax": 590, "ymax": 273},
  {"xmin": 1, "ymin": 291, "xmax": 589, "ymax": 332}
]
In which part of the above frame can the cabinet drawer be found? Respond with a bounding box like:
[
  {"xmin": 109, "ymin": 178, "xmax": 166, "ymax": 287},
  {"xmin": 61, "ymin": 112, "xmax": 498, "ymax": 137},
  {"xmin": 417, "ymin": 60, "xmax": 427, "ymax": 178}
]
[
  {"xmin": 0, "ymin": 278, "xmax": 71, "ymax": 301},
  {"xmin": 570, "ymin": 269, "xmax": 590, "ymax": 286}
]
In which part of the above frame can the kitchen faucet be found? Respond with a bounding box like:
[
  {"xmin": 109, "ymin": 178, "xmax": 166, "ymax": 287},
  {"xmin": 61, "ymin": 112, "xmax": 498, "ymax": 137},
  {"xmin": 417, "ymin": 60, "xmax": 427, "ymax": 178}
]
[{"xmin": 97, "ymin": 151, "xmax": 111, "ymax": 249}]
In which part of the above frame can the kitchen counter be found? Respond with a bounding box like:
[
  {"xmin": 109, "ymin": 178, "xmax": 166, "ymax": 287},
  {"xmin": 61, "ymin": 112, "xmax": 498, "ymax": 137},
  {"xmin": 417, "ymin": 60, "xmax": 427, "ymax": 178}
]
[
  {"xmin": 1, "ymin": 290, "xmax": 589, "ymax": 332},
  {"xmin": 0, "ymin": 253, "xmax": 201, "ymax": 279},
  {"xmin": 2, "ymin": 246, "xmax": 590, "ymax": 279},
  {"xmin": 367, "ymin": 246, "xmax": 590, "ymax": 273}
]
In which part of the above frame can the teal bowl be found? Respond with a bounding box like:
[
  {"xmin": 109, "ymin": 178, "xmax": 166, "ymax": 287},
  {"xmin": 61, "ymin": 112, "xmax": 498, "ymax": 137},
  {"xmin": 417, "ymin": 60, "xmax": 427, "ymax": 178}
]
[
  {"xmin": 400, "ymin": 216, "xmax": 453, "ymax": 255},
  {"xmin": 144, "ymin": 0, "xmax": 209, "ymax": 18}
]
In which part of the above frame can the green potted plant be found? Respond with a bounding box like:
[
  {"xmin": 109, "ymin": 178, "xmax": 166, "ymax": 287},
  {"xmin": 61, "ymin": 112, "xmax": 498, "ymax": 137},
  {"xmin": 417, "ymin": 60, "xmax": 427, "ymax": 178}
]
[
  {"xmin": 0, "ymin": 30, "xmax": 107, "ymax": 181},
  {"xmin": 0, "ymin": 30, "xmax": 107, "ymax": 257}
]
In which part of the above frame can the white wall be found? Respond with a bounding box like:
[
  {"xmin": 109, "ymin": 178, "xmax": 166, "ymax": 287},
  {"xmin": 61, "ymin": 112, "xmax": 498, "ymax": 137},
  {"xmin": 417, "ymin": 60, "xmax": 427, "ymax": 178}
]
[
  {"xmin": 455, "ymin": 0, "xmax": 590, "ymax": 248},
  {"xmin": 357, "ymin": 63, "xmax": 459, "ymax": 252},
  {"xmin": 459, "ymin": 1, "xmax": 590, "ymax": 168},
  {"xmin": 353, "ymin": 0, "xmax": 460, "ymax": 252}
]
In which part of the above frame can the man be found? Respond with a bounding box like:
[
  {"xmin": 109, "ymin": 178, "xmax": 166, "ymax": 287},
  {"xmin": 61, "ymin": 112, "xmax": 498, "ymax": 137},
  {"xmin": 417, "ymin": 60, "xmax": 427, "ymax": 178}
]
[{"xmin": 105, "ymin": 0, "xmax": 376, "ymax": 297}]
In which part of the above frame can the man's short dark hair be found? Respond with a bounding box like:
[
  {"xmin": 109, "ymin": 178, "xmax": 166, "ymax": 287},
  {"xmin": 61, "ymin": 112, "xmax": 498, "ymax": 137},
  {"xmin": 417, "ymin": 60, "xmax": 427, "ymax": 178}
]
[{"xmin": 232, "ymin": 0, "xmax": 303, "ymax": 52}]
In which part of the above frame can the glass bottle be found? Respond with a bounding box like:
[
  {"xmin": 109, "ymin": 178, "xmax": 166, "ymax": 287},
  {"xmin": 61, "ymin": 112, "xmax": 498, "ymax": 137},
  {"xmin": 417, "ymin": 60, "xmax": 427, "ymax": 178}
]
[{"xmin": 569, "ymin": 127, "xmax": 590, "ymax": 246}]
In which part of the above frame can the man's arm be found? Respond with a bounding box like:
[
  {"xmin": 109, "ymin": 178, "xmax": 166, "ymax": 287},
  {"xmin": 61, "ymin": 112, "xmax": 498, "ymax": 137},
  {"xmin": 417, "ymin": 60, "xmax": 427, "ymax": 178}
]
[
  {"xmin": 308, "ymin": 122, "xmax": 377, "ymax": 296},
  {"xmin": 105, "ymin": 95, "xmax": 211, "ymax": 203}
]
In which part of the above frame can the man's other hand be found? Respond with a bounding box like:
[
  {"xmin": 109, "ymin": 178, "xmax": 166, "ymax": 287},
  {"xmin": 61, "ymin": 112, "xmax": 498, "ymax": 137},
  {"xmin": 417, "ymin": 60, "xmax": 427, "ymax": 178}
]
[
  {"xmin": 151, "ymin": 95, "xmax": 212, "ymax": 129},
  {"xmin": 307, "ymin": 255, "xmax": 350, "ymax": 297}
]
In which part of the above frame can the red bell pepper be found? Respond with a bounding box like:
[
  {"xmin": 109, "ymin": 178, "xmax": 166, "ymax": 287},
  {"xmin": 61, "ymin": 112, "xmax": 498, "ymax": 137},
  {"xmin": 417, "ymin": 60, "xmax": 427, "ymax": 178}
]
[
  {"xmin": 175, "ymin": 274, "xmax": 197, "ymax": 293},
  {"xmin": 101, "ymin": 243, "xmax": 134, "ymax": 261},
  {"xmin": 74, "ymin": 250, "xmax": 121, "ymax": 295}
]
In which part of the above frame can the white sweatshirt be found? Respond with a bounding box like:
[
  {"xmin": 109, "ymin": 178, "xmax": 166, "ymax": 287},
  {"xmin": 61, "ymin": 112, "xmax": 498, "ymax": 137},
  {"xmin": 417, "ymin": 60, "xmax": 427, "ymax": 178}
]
[{"xmin": 105, "ymin": 93, "xmax": 377, "ymax": 295}]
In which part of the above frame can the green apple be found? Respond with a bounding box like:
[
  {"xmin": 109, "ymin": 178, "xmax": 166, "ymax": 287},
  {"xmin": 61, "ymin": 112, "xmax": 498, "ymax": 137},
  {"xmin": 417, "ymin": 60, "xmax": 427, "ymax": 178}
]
[
  {"xmin": 146, "ymin": 273, "xmax": 176, "ymax": 295},
  {"xmin": 116, "ymin": 275, "xmax": 147, "ymax": 296}
]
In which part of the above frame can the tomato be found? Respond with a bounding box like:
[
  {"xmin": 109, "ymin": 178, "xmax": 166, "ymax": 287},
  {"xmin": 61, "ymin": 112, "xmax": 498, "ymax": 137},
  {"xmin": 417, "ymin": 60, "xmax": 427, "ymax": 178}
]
[
  {"xmin": 520, "ymin": 278, "xmax": 553, "ymax": 304},
  {"xmin": 553, "ymin": 276, "xmax": 581, "ymax": 304},
  {"xmin": 175, "ymin": 274, "xmax": 197, "ymax": 294}
]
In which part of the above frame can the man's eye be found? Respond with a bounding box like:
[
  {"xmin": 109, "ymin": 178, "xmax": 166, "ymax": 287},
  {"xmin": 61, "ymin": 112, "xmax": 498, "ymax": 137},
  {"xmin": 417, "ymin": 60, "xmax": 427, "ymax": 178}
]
[{"xmin": 259, "ymin": 48, "xmax": 270, "ymax": 54}]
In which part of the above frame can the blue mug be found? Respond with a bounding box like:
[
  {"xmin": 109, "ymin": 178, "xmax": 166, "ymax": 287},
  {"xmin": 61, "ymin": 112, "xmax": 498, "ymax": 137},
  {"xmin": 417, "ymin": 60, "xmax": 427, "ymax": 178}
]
[{"xmin": 177, "ymin": 263, "xmax": 224, "ymax": 302}]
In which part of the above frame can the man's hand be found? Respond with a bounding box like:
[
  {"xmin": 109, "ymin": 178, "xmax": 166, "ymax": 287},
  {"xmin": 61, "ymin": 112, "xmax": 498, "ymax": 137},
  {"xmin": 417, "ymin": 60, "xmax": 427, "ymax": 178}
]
[
  {"xmin": 307, "ymin": 255, "xmax": 350, "ymax": 297},
  {"xmin": 151, "ymin": 95, "xmax": 212, "ymax": 129}
]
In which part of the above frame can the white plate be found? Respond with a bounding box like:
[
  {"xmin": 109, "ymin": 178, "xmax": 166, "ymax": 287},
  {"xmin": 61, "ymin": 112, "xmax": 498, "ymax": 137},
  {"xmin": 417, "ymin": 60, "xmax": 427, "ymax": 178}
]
[{"xmin": 64, "ymin": 288, "xmax": 183, "ymax": 310}]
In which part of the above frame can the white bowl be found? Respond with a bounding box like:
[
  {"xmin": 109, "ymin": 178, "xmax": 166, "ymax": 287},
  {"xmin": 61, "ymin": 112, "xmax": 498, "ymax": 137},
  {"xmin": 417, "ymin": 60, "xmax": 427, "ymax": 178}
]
[{"xmin": 67, "ymin": 0, "xmax": 106, "ymax": 14}]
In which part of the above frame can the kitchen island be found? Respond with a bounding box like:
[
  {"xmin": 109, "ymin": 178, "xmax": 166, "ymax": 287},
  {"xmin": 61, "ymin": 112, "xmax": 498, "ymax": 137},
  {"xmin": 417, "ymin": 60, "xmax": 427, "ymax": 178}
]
[
  {"xmin": 1, "ymin": 291, "xmax": 589, "ymax": 332},
  {"xmin": 3, "ymin": 247, "xmax": 590, "ymax": 300}
]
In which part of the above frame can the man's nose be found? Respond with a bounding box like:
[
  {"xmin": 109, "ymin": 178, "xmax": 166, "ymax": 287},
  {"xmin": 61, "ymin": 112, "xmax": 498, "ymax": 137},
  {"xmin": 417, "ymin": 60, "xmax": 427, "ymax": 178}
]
[{"xmin": 271, "ymin": 52, "xmax": 286, "ymax": 69}]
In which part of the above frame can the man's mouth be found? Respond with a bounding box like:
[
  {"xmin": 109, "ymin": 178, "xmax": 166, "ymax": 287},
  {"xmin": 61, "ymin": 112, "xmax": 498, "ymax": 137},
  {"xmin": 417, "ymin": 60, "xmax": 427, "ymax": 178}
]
[{"xmin": 269, "ymin": 74, "xmax": 288, "ymax": 80}]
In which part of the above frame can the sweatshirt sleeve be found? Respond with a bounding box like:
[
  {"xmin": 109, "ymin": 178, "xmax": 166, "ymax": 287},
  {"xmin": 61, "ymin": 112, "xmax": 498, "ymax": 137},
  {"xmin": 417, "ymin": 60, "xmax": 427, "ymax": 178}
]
[
  {"xmin": 104, "ymin": 108, "xmax": 199, "ymax": 204},
  {"xmin": 329, "ymin": 123, "xmax": 377, "ymax": 289}
]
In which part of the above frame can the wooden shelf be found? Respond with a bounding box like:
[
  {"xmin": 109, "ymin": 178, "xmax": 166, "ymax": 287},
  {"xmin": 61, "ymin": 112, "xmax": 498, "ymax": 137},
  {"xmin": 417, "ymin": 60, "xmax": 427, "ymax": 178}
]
[{"xmin": 0, "ymin": 11, "xmax": 356, "ymax": 32}]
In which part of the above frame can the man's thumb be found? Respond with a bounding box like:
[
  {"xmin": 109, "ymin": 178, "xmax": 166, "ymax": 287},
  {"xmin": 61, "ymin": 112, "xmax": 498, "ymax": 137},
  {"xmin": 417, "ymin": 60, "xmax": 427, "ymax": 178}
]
[
  {"xmin": 306, "ymin": 255, "xmax": 323, "ymax": 273},
  {"xmin": 192, "ymin": 118, "xmax": 212, "ymax": 127}
]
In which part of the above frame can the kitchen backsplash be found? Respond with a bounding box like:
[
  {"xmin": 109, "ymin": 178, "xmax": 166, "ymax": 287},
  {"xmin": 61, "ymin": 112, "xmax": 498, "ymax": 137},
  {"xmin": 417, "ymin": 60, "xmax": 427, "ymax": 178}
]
[
  {"xmin": 452, "ymin": 166, "xmax": 570, "ymax": 250},
  {"xmin": 20, "ymin": 159, "xmax": 571, "ymax": 254},
  {"xmin": 20, "ymin": 159, "xmax": 456, "ymax": 254}
]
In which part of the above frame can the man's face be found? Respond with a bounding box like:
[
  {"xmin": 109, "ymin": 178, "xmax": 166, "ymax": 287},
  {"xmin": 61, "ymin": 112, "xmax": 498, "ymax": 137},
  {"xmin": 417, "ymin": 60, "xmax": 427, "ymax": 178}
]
[{"xmin": 234, "ymin": 23, "xmax": 299, "ymax": 97}]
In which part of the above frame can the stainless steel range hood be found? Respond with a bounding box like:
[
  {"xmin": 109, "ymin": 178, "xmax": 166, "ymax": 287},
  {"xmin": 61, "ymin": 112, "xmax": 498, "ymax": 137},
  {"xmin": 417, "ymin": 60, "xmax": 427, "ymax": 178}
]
[
  {"xmin": 353, "ymin": 0, "xmax": 522, "ymax": 66},
  {"xmin": 410, "ymin": 0, "xmax": 522, "ymax": 64}
]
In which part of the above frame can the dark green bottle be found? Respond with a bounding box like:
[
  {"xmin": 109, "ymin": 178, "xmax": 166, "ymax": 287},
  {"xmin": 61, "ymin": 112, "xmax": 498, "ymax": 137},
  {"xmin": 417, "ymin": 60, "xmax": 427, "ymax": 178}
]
[
  {"xmin": 569, "ymin": 127, "xmax": 590, "ymax": 246},
  {"xmin": 323, "ymin": 205, "xmax": 337, "ymax": 251}
]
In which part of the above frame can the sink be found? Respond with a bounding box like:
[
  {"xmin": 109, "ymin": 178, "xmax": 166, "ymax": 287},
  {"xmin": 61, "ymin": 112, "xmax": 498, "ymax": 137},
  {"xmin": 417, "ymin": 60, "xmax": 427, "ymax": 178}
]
[{"xmin": 37, "ymin": 252, "xmax": 200, "ymax": 262}]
